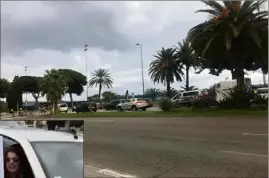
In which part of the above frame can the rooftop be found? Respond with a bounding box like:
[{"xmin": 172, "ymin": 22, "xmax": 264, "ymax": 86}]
[{"xmin": 0, "ymin": 125, "xmax": 83, "ymax": 142}]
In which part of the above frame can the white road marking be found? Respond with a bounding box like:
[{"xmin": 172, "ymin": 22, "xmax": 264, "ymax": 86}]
[
  {"xmin": 97, "ymin": 169, "xmax": 137, "ymax": 178},
  {"xmin": 220, "ymin": 150, "xmax": 268, "ymax": 158},
  {"xmin": 84, "ymin": 165, "xmax": 137, "ymax": 178},
  {"xmin": 242, "ymin": 133, "xmax": 268, "ymax": 136}
]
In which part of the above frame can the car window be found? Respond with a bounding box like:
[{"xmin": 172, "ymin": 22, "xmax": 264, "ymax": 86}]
[
  {"xmin": 257, "ymin": 88, "xmax": 268, "ymax": 94},
  {"xmin": 1, "ymin": 135, "xmax": 35, "ymax": 178},
  {"xmin": 182, "ymin": 91, "xmax": 199, "ymax": 97},
  {"xmin": 31, "ymin": 142, "xmax": 83, "ymax": 178}
]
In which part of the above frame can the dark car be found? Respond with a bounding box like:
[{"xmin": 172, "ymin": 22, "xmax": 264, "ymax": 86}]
[
  {"xmin": 75, "ymin": 102, "xmax": 97, "ymax": 113},
  {"xmin": 104, "ymin": 100, "xmax": 125, "ymax": 110}
]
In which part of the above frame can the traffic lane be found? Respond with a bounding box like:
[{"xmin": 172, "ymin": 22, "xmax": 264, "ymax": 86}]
[
  {"xmin": 84, "ymin": 116, "xmax": 267, "ymax": 154},
  {"xmin": 84, "ymin": 117, "xmax": 268, "ymax": 177}
]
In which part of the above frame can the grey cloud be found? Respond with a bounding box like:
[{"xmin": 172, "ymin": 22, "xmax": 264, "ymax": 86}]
[{"xmin": 1, "ymin": 1, "xmax": 134, "ymax": 57}]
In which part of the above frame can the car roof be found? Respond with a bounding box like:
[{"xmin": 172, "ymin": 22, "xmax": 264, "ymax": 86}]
[{"xmin": 0, "ymin": 126, "xmax": 83, "ymax": 142}]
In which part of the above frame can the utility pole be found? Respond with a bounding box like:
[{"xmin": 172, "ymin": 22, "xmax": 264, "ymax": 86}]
[
  {"xmin": 136, "ymin": 43, "xmax": 145, "ymax": 99},
  {"xmin": 84, "ymin": 45, "xmax": 89, "ymax": 101},
  {"xmin": 25, "ymin": 66, "xmax": 28, "ymax": 111}
]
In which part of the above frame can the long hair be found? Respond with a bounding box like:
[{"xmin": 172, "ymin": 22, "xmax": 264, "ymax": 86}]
[{"xmin": 4, "ymin": 145, "xmax": 22, "ymax": 178}]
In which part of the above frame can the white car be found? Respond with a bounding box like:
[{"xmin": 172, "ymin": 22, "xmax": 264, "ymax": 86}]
[
  {"xmin": 57, "ymin": 103, "xmax": 68, "ymax": 113},
  {"xmin": 116, "ymin": 98, "xmax": 148, "ymax": 111},
  {"xmin": 0, "ymin": 122, "xmax": 83, "ymax": 178}
]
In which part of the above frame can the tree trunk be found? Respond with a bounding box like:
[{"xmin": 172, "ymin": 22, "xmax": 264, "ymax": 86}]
[
  {"xmin": 235, "ymin": 67, "xmax": 245, "ymax": 91},
  {"xmin": 231, "ymin": 69, "xmax": 236, "ymax": 80},
  {"xmin": 166, "ymin": 79, "xmax": 171, "ymax": 99},
  {"xmin": 69, "ymin": 93, "xmax": 74, "ymax": 108},
  {"xmin": 185, "ymin": 66, "xmax": 190, "ymax": 91},
  {"xmin": 98, "ymin": 83, "xmax": 102, "ymax": 102},
  {"xmin": 52, "ymin": 97, "xmax": 58, "ymax": 115},
  {"xmin": 31, "ymin": 93, "xmax": 39, "ymax": 108}
]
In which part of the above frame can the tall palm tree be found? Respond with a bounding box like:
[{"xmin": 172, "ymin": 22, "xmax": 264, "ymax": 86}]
[
  {"xmin": 149, "ymin": 48, "xmax": 185, "ymax": 98},
  {"xmin": 175, "ymin": 39, "xmax": 197, "ymax": 91},
  {"xmin": 40, "ymin": 69, "xmax": 67, "ymax": 114},
  {"xmin": 89, "ymin": 69, "xmax": 113, "ymax": 101},
  {"xmin": 145, "ymin": 88, "xmax": 160, "ymax": 102},
  {"xmin": 188, "ymin": 0, "xmax": 268, "ymax": 92}
]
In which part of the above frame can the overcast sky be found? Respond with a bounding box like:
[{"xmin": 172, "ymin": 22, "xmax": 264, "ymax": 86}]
[{"xmin": 1, "ymin": 1, "xmax": 267, "ymax": 102}]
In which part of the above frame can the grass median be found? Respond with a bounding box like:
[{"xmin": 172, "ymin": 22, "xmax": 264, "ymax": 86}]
[{"xmin": 45, "ymin": 108, "xmax": 268, "ymax": 118}]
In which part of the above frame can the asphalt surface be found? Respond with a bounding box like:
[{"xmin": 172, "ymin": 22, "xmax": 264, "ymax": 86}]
[{"xmin": 83, "ymin": 116, "xmax": 268, "ymax": 178}]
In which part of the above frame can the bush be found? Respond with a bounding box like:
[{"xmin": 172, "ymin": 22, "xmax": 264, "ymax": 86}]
[
  {"xmin": 158, "ymin": 99, "xmax": 172, "ymax": 112},
  {"xmin": 218, "ymin": 88, "xmax": 254, "ymax": 109},
  {"xmin": 251, "ymin": 95, "xmax": 268, "ymax": 110},
  {"xmin": 0, "ymin": 101, "xmax": 9, "ymax": 113},
  {"xmin": 192, "ymin": 98, "xmax": 219, "ymax": 109}
]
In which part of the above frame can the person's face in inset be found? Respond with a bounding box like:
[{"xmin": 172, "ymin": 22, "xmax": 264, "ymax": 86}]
[{"xmin": 5, "ymin": 152, "xmax": 20, "ymax": 173}]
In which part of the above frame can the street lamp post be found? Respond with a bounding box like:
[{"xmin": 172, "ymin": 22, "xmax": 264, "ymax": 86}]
[
  {"xmin": 84, "ymin": 45, "xmax": 89, "ymax": 101},
  {"xmin": 136, "ymin": 43, "xmax": 145, "ymax": 99},
  {"xmin": 25, "ymin": 66, "xmax": 28, "ymax": 110}
]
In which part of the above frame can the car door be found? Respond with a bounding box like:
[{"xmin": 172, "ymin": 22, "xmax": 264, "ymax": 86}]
[
  {"xmin": 124, "ymin": 99, "xmax": 133, "ymax": 110},
  {"xmin": 0, "ymin": 135, "xmax": 4, "ymax": 178},
  {"xmin": 120, "ymin": 100, "xmax": 129, "ymax": 110},
  {"xmin": 0, "ymin": 132, "xmax": 46, "ymax": 178}
]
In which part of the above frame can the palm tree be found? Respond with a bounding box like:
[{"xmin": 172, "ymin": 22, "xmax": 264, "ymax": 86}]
[
  {"xmin": 175, "ymin": 39, "xmax": 197, "ymax": 91},
  {"xmin": 145, "ymin": 88, "xmax": 160, "ymax": 102},
  {"xmin": 89, "ymin": 69, "xmax": 113, "ymax": 101},
  {"xmin": 180, "ymin": 85, "xmax": 198, "ymax": 91},
  {"xmin": 40, "ymin": 69, "xmax": 67, "ymax": 114},
  {"xmin": 149, "ymin": 48, "xmax": 185, "ymax": 98},
  {"xmin": 188, "ymin": 0, "xmax": 268, "ymax": 92}
]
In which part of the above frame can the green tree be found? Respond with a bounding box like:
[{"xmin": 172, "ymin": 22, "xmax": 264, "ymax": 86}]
[
  {"xmin": 102, "ymin": 91, "xmax": 117, "ymax": 102},
  {"xmin": 0, "ymin": 78, "xmax": 10, "ymax": 99},
  {"xmin": 145, "ymin": 88, "xmax": 160, "ymax": 102},
  {"xmin": 180, "ymin": 85, "xmax": 198, "ymax": 91},
  {"xmin": 59, "ymin": 69, "xmax": 87, "ymax": 107},
  {"xmin": 89, "ymin": 69, "xmax": 113, "ymax": 101},
  {"xmin": 175, "ymin": 39, "xmax": 197, "ymax": 91},
  {"xmin": 6, "ymin": 76, "xmax": 23, "ymax": 110},
  {"xmin": 149, "ymin": 48, "xmax": 184, "ymax": 98},
  {"xmin": 40, "ymin": 69, "xmax": 67, "ymax": 114},
  {"xmin": 188, "ymin": 0, "xmax": 268, "ymax": 92},
  {"xmin": 14, "ymin": 76, "xmax": 43, "ymax": 107}
]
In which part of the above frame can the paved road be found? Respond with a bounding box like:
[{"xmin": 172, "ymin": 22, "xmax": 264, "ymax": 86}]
[{"xmin": 83, "ymin": 116, "xmax": 268, "ymax": 178}]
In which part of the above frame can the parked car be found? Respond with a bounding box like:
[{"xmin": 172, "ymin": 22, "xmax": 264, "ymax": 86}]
[
  {"xmin": 0, "ymin": 124, "xmax": 83, "ymax": 178},
  {"xmin": 116, "ymin": 98, "xmax": 148, "ymax": 111},
  {"xmin": 57, "ymin": 103, "xmax": 68, "ymax": 113},
  {"xmin": 104, "ymin": 99, "xmax": 125, "ymax": 110},
  {"xmin": 75, "ymin": 102, "xmax": 97, "ymax": 113},
  {"xmin": 145, "ymin": 99, "xmax": 153, "ymax": 108}
]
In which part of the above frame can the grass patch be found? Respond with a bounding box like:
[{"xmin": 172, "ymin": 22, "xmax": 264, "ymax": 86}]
[{"xmin": 42, "ymin": 108, "xmax": 268, "ymax": 118}]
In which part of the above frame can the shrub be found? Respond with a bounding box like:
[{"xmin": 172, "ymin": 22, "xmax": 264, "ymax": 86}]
[
  {"xmin": 218, "ymin": 88, "xmax": 254, "ymax": 109},
  {"xmin": 158, "ymin": 99, "xmax": 172, "ymax": 112},
  {"xmin": 0, "ymin": 101, "xmax": 9, "ymax": 113},
  {"xmin": 251, "ymin": 95, "xmax": 268, "ymax": 110},
  {"xmin": 192, "ymin": 98, "xmax": 219, "ymax": 109}
]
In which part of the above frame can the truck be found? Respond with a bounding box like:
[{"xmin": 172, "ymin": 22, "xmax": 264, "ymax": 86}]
[{"xmin": 215, "ymin": 78, "xmax": 251, "ymax": 102}]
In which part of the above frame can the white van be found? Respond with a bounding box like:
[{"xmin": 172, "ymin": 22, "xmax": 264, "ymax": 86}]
[
  {"xmin": 171, "ymin": 90, "xmax": 208, "ymax": 103},
  {"xmin": 256, "ymin": 87, "xmax": 268, "ymax": 99}
]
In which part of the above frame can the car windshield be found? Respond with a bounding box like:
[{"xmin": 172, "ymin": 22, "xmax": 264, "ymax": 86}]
[
  {"xmin": 257, "ymin": 89, "xmax": 268, "ymax": 94},
  {"xmin": 59, "ymin": 104, "xmax": 67, "ymax": 108},
  {"xmin": 31, "ymin": 142, "xmax": 83, "ymax": 178}
]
